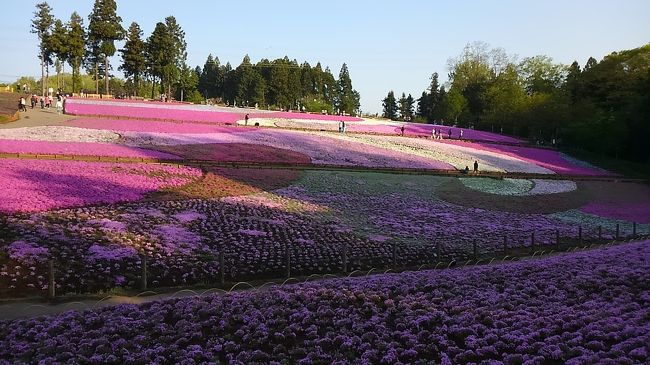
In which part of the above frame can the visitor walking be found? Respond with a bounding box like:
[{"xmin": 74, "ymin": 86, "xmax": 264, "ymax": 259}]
[
  {"xmin": 245, "ymin": 114, "xmax": 249, "ymax": 126},
  {"xmin": 19, "ymin": 97, "xmax": 27, "ymax": 112},
  {"xmin": 342, "ymin": 121, "xmax": 347, "ymax": 133},
  {"xmin": 448, "ymin": 129, "xmax": 452, "ymax": 138},
  {"xmin": 401, "ymin": 125, "xmax": 405, "ymax": 136},
  {"xmin": 39, "ymin": 96, "xmax": 44, "ymax": 109},
  {"xmin": 460, "ymin": 129, "xmax": 464, "ymax": 139},
  {"xmin": 431, "ymin": 129, "xmax": 436, "ymax": 139},
  {"xmin": 56, "ymin": 95, "xmax": 63, "ymax": 114},
  {"xmin": 473, "ymin": 160, "xmax": 479, "ymax": 173},
  {"xmin": 30, "ymin": 95, "xmax": 36, "ymax": 109}
]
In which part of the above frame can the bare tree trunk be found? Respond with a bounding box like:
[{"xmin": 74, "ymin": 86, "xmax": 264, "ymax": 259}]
[
  {"xmin": 41, "ymin": 54, "xmax": 45, "ymax": 97},
  {"xmin": 105, "ymin": 56, "xmax": 110, "ymax": 96}
]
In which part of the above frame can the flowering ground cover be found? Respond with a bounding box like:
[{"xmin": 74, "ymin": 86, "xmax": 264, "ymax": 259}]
[
  {"xmin": 1, "ymin": 242, "xmax": 648, "ymax": 364},
  {"xmin": 64, "ymin": 98, "xmax": 362, "ymax": 124},
  {"xmin": 577, "ymin": 181, "xmax": 650, "ymax": 224},
  {"xmin": 64, "ymin": 118, "xmax": 256, "ymax": 134},
  {"xmin": 459, "ymin": 177, "xmax": 578, "ymax": 196},
  {"xmin": 151, "ymin": 143, "xmax": 312, "ymax": 164},
  {"xmin": 123, "ymin": 129, "xmax": 455, "ymax": 170},
  {"xmin": 317, "ymin": 133, "xmax": 553, "ymax": 173},
  {"xmin": 0, "ymin": 126, "xmax": 119, "ymax": 143},
  {"xmin": 65, "ymin": 99, "xmax": 244, "ymax": 124},
  {"xmin": 148, "ymin": 167, "xmax": 301, "ymax": 201},
  {"xmin": 403, "ymin": 123, "xmax": 524, "ymax": 144},
  {"xmin": 446, "ymin": 140, "xmax": 616, "ymax": 176},
  {"xmin": 0, "ymin": 139, "xmax": 180, "ymax": 160},
  {"xmin": 0, "ymin": 159, "xmax": 202, "ymax": 213}
]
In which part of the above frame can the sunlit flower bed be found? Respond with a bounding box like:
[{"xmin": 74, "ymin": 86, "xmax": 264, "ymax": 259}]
[
  {"xmin": 65, "ymin": 118, "xmax": 256, "ymax": 134},
  {"xmin": 0, "ymin": 139, "xmax": 180, "ymax": 160},
  {"xmin": 0, "ymin": 126, "xmax": 120, "ymax": 143},
  {"xmin": 0, "ymin": 159, "xmax": 202, "ymax": 213},
  {"xmin": 64, "ymin": 98, "xmax": 362, "ymax": 123},
  {"xmin": 65, "ymin": 99, "xmax": 244, "ymax": 124},
  {"xmin": 123, "ymin": 130, "xmax": 454, "ymax": 170},
  {"xmin": 446, "ymin": 141, "xmax": 615, "ymax": 176},
  {"xmin": 319, "ymin": 133, "xmax": 552, "ymax": 173},
  {"xmin": 1, "ymin": 242, "xmax": 648, "ymax": 364}
]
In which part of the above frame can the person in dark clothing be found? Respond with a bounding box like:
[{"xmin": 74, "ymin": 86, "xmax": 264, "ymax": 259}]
[
  {"xmin": 473, "ymin": 160, "xmax": 479, "ymax": 173},
  {"xmin": 400, "ymin": 125, "xmax": 405, "ymax": 136},
  {"xmin": 245, "ymin": 114, "xmax": 249, "ymax": 126}
]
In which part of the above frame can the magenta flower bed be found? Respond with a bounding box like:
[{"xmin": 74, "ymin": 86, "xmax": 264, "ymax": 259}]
[
  {"xmin": 443, "ymin": 141, "xmax": 615, "ymax": 176},
  {"xmin": 402, "ymin": 123, "xmax": 524, "ymax": 144},
  {"xmin": 65, "ymin": 118, "xmax": 255, "ymax": 134},
  {"xmin": 1, "ymin": 242, "xmax": 648, "ymax": 364},
  {"xmin": 581, "ymin": 201, "xmax": 650, "ymax": 224},
  {"xmin": 65, "ymin": 100, "xmax": 243, "ymax": 124},
  {"xmin": 255, "ymin": 111, "xmax": 362, "ymax": 122},
  {"xmin": 0, "ymin": 139, "xmax": 181, "ymax": 159},
  {"xmin": 0, "ymin": 159, "xmax": 201, "ymax": 212}
]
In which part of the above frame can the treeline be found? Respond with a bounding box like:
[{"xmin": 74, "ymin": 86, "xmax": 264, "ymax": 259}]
[
  {"xmin": 383, "ymin": 42, "xmax": 650, "ymax": 161},
  {"xmin": 29, "ymin": 1, "xmax": 361, "ymax": 114},
  {"xmin": 196, "ymin": 55, "xmax": 359, "ymax": 114}
]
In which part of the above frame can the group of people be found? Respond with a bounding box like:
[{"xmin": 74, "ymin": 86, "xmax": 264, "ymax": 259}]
[
  {"xmin": 19, "ymin": 93, "xmax": 65, "ymax": 114},
  {"xmin": 338, "ymin": 120, "xmax": 347, "ymax": 133},
  {"xmin": 430, "ymin": 128, "xmax": 464, "ymax": 140},
  {"xmin": 463, "ymin": 160, "xmax": 480, "ymax": 174}
]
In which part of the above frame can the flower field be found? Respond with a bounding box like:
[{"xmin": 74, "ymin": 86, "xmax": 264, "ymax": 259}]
[
  {"xmin": 65, "ymin": 118, "xmax": 257, "ymax": 134},
  {"xmin": 0, "ymin": 139, "xmax": 180, "ymax": 160},
  {"xmin": 0, "ymin": 159, "xmax": 201, "ymax": 212},
  {"xmin": 64, "ymin": 98, "xmax": 362, "ymax": 123},
  {"xmin": 1, "ymin": 169, "xmax": 647, "ymax": 296},
  {"xmin": 1, "ymin": 242, "xmax": 648, "ymax": 364}
]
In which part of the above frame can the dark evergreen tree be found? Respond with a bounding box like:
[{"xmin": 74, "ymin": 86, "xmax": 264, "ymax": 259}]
[
  {"xmin": 66, "ymin": 12, "xmax": 85, "ymax": 93},
  {"xmin": 382, "ymin": 91, "xmax": 398, "ymax": 120},
  {"xmin": 31, "ymin": 2, "xmax": 54, "ymax": 96},
  {"xmin": 119, "ymin": 22, "xmax": 146, "ymax": 95},
  {"xmin": 88, "ymin": 0, "xmax": 125, "ymax": 95},
  {"xmin": 336, "ymin": 63, "xmax": 360, "ymax": 114}
]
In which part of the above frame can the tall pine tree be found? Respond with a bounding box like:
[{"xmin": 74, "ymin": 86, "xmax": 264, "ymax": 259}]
[
  {"xmin": 119, "ymin": 22, "xmax": 146, "ymax": 95},
  {"xmin": 88, "ymin": 0, "xmax": 124, "ymax": 95},
  {"xmin": 31, "ymin": 2, "xmax": 54, "ymax": 96},
  {"xmin": 66, "ymin": 12, "xmax": 85, "ymax": 93},
  {"xmin": 382, "ymin": 91, "xmax": 398, "ymax": 120}
]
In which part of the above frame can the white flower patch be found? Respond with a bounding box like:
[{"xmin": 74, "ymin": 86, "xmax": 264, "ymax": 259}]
[
  {"xmin": 528, "ymin": 180, "xmax": 577, "ymax": 195},
  {"xmin": 460, "ymin": 178, "xmax": 533, "ymax": 195},
  {"xmin": 0, "ymin": 126, "xmax": 120, "ymax": 143}
]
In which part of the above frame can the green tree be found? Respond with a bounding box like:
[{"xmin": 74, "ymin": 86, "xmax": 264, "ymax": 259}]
[
  {"xmin": 88, "ymin": 0, "xmax": 125, "ymax": 95},
  {"xmin": 66, "ymin": 12, "xmax": 85, "ymax": 93},
  {"xmin": 336, "ymin": 63, "xmax": 360, "ymax": 114},
  {"xmin": 382, "ymin": 91, "xmax": 398, "ymax": 120},
  {"xmin": 145, "ymin": 22, "xmax": 171, "ymax": 99},
  {"xmin": 519, "ymin": 55, "xmax": 567, "ymax": 95},
  {"xmin": 119, "ymin": 22, "xmax": 146, "ymax": 96},
  {"xmin": 48, "ymin": 19, "xmax": 68, "ymax": 90},
  {"xmin": 31, "ymin": 2, "xmax": 54, "ymax": 96},
  {"xmin": 199, "ymin": 54, "xmax": 221, "ymax": 99}
]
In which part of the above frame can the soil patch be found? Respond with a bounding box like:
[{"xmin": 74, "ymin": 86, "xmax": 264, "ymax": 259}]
[{"xmin": 152, "ymin": 143, "xmax": 312, "ymax": 164}]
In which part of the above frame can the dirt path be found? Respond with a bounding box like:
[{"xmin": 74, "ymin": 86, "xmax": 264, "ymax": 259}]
[{"xmin": 0, "ymin": 108, "xmax": 78, "ymax": 129}]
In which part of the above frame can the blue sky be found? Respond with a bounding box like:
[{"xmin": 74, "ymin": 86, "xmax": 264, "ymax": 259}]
[{"xmin": 1, "ymin": 0, "xmax": 649, "ymax": 113}]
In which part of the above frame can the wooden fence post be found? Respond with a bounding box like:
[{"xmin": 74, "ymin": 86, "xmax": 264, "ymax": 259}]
[
  {"xmin": 219, "ymin": 250, "xmax": 225, "ymax": 285},
  {"xmin": 598, "ymin": 225, "xmax": 602, "ymax": 240},
  {"xmin": 503, "ymin": 235, "xmax": 508, "ymax": 255},
  {"xmin": 436, "ymin": 241, "xmax": 441, "ymax": 260},
  {"xmin": 140, "ymin": 254, "xmax": 147, "ymax": 291},
  {"xmin": 555, "ymin": 229, "xmax": 560, "ymax": 249},
  {"xmin": 48, "ymin": 260, "xmax": 55, "ymax": 300},
  {"xmin": 633, "ymin": 222, "xmax": 637, "ymax": 238},
  {"xmin": 616, "ymin": 224, "xmax": 620, "ymax": 240},
  {"xmin": 392, "ymin": 242, "xmax": 398, "ymax": 269}
]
